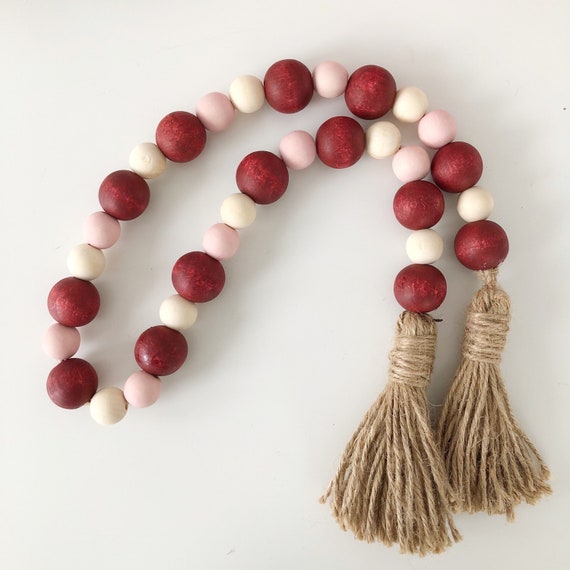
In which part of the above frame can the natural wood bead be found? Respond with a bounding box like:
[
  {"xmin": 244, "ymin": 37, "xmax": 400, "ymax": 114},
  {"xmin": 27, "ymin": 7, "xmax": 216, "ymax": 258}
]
[
  {"xmin": 366, "ymin": 121, "xmax": 401, "ymax": 159},
  {"xmin": 457, "ymin": 186, "xmax": 494, "ymax": 222},
  {"xmin": 159, "ymin": 294, "xmax": 198, "ymax": 331},
  {"xmin": 392, "ymin": 86, "xmax": 428, "ymax": 123},
  {"xmin": 229, "ymin": 75, "xmax": 265, "ymax": 113},
  {"xmin": 406, "ymin": 229, "xmax": 444, "ymax": 264},
  {"xmin": 67, "ymin": 243, "xmax": 105, "ymax": 281},
  {"xmin": 89, "ymin": 387, "xmax": 128, "ymax": 425},
  {"xmin": 220, "ymin": 193, "xmax": 257, "ymax": 229},
  {"xmin": 129, "ymin": 142, "xmax": 167, "ymax": 179}
]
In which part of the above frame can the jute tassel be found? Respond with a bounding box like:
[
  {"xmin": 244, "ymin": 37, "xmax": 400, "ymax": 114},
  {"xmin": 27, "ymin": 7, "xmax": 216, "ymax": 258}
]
[
  {"xmin": 320, "ymin": 311, "xmax": 460, "ymax": 555},
  {"xmin": 437, "ymin": 268, "xmax": 551, "ymax": 520}
]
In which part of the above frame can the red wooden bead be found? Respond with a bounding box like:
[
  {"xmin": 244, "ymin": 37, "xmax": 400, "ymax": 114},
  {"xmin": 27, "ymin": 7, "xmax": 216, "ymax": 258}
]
[
  {"xmin": 431, "ymin": 141, "xmax": 483, "ymax": 193},
  {"xmin": 393, "ymin": 180, "xmax": 445, "ymax": 229},
  {"xmin": 48, "ymin": 277, "xmax": 100, "ymax": 327},
  {"xmin": 47, "ymin": 358, "xmax": 98, "ymax": 409},
  {"xmin": 236, "ymin": 151, "xmax": 289, "ymax": 205},
  {"xmin": 344, "ymin": 65, "xmax": 397, "ymax": 119},
  {"xmin": 155, "ymin": 111, "xmax": 207, "ymax": 163},
  {"xmin": 316, "ymin": 116, "xmax": 365, "ymax": 168},
  {"xmin": 98, "ymin": 170, "xmax": 150, "ymax": 221},
  {"xmin": 454, "ymin": 220, "xmax": 509, "ymax": 270},
  {"xmin": 264, "ymin": 59, "xmax": 314, "ymax": 114},
  {"xmin": 393, "ymin": 264, "xmax": 447, "ymax": 313},
  {"xmin": 172, "ymin": 251, "xmax": 226, "ymax": 303},
  {"xmin": 134, "ymin": 325, "xmax": 188, "ymax": 376}
]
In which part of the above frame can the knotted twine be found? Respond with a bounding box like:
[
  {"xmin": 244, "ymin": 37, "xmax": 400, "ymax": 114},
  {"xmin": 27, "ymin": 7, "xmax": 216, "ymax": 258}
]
[
  {"xmin": 321, "ymin": 311, "xmax": 460, "ymax": 555},
  {"xmin": 437, "ymin": 269, "xmax": 551, "ymax": 519}
]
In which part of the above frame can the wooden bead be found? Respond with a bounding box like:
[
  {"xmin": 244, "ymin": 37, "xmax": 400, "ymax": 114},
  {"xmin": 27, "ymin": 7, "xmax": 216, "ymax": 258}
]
[
  {"xmin": 457, "ymin": 186, "xmax": 494, "ymax": 222},
  {"xmin": 344, "ymin": 65, "xmax": 396, "ymax": 119},
  {"xmin": 134, "ymin": 325, "xmax": 188, "ymax": 376},
  {"xmin": 98, "ymin": 170, "xmax": 150, "ymax": 221},
  {"xmin": 393, "ymin": 264, "xmax": 447, "ymax": 313},
  {"xmin": 67, "ymin": 243, "xmax": 105, "ymax": 281},
  {"xmin": 392, "ymin": 146, "xmax": 431, "ymax": 182},
  {"xmin": 195, "ymin": 92, "xmax": 235, "ymax": 132},
  {"xmin": 43, "ymin": 323, "xmax": 81, "ymax": 360},
  {"xmin": 454, "ymin": 220, "xmax": 509, "ymax": 270},
  {"xmin": 418, "ymin": 110, "xmax": 457, "ymax": 149},
  {"xmin": 47, "ymin": 358, "xmax": 98, "ymax": 409},
  {"xmin": 236, "ymin": 151, "xmax": 289, "ymax": 204},
  {"xmin": 278, "ymin": 130, "xmax": 316, "ymax": 170},
  {"xmin": 393, "ymin": 180, "xmax": 445, "ymax": 230},
  {"xmin": 202, "ymin": 223, "xmax": 240, "ymax": 260},
  {"xmin": 48, "ymin": 277, "xmax": 100, "ymax": 327},
  {"xmin": 431, "ymin": 141, "xmax": 483, "ymax": 193},
  {"xmin": 124, "ymin": 371, "xmax": 161, "ymax": 408},
  {"xmin": 316, "ymin": 116, "xmax": 365, "ymax": 168},
  {"xmin": 89, "ymin": 387, "xmax": 128, "ymax": 425},
  {"xmin": 129, "ymin": 142, "xmax": 167, "ymax": 179},
  {"xmin": 392, "ymin": 86, "xmax": 428, "ymax": 123},
  {"xmin": 83, "ymin": 211, "xmax": 121, "ymax": 249},
  {"xmin": 264, "ymin": 59, "xmax": 313, "ymax": 113},
  {"xmin": 172, "ymin": 251, "xmax": 226, "ymax": 303},
  {"xmin": 313, "ymin": 61, "xmax": 348, "ymax": 98},
  {"xmin": 229, "ymin": 75, "xmax": 265, "ymax": 113},
  {"xmin": 406, "ymin": 229, "xmax": 444, "ymax": 264},
  {"xmin": 155, "ymin": 111, "xmax": 207, "ymax": 163},
  {"xmin": 220, "ymin": 193, "xmax": 257, "ymax": 229},
  {"xmin": 366, "ymin": 121, "xmax": 401, "ymax": 159},
  {"xmin": 159, "ymin": 294, "xmax": 198, "ymax": 331}
]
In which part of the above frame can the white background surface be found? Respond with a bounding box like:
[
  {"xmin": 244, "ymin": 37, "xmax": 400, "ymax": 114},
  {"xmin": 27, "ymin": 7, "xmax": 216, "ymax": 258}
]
[{"xmin": 1, "ymin": 1, "xmax": 569, "ymax": 568}]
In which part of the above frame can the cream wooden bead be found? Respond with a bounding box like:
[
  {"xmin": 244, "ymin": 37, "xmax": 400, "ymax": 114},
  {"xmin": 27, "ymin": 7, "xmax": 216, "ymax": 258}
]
[
  {"xmin": 392, "ymin": 86, "xmax": 429, "ymax": 123},
  {"xmin": 129, "ymin": 142, "xmax": 167, "ymax": 179},
  {"xmin": 67, "ymin": 243, "xmax": 105, "ymax": 280},
  {"xmin": 89, "ymin": 388, "xmax": 128, "ymax": 425},
  {"xmin": 220, "ymin": 193, "xmax": 257, "ymax": 229},
  {"xmin": 366, "ymin": 121, "xmax": 402, "ymax": 159},
  {"xmin": 159, "ymin": 294, "xmax": 198, "ymax": 331},
  {"xmin": 457, "ymin": 186, "xmax": 494, "ymax": 222},
  {"xmin": 405, "ymin": 229, "xmax": 444, "ymax": 264},
  {"xmin": 229, "ymin": 75, "xmax": 265, "ymax": 113}
]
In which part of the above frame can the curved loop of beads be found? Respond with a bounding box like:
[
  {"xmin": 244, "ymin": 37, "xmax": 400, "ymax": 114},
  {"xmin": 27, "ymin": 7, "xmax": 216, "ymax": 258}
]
[{"xmin": 44, "ymin": 59, "xmax": 509, "ymax": 425}]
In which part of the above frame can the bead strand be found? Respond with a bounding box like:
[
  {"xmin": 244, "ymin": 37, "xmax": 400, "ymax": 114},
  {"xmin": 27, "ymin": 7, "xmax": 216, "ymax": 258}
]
[{"xmin": 44, "ymin": 58, "xmax": 510, "ymax": 427}]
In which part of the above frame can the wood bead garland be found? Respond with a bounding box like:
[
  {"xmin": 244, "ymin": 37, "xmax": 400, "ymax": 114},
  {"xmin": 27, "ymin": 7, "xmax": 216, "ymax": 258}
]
[{"xmin": 43, "ymin": 57, "xmax": 550, "ymax": 557}]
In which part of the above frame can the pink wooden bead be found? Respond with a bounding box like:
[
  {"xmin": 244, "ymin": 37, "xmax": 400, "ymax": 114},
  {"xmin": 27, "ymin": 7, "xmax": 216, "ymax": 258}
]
[
  {"xmin": 313, "ymin": 61, "xmax": 349, "ymax": 98},
  {"xmin": 202, "ymin": 223, "xmax": 240, "ymax": 260},
  {"xmin": 278, "ymin": 130, "xmax": 316, "ymax": 170},
  {"xmin": 418, "ymin": 110, "xmax": 457, "ymax": 149},
  {"xmin": 83, "ymin": 211, "xmax": 121, "ymax": 249},
  {"xmin": 196, "ymin": 92, "xmax": 235, "ymax": 132},
  {"xmin": 392, "ymin": 145, "xmax": 431, "ymax": 182},
  {"xmin": 43, "ymin": 323, "xmax": 81, "ymax": 360},
  {"xmin": 124, "ymin": 370, "xmax": 162, "ymax": 408}
]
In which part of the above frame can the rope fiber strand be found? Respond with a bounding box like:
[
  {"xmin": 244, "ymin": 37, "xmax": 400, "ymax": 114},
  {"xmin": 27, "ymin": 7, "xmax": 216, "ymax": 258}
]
[
  {"xmin": 321, "ymin": 311, "xmax": 460, "ymax": 555},
  {"xmin": 437, "ymin": 269, "xmax": 551, "ymax": 519}
]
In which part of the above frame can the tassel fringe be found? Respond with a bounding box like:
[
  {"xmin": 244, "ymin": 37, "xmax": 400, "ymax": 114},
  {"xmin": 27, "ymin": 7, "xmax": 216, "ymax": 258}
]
[
  {"xmin": 437, "ymin": 269, "xmax": 551, "ymax": 520},
  {"xmin": 321, "ymin": 312, "xmax": 460, "ymax": 555}
]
